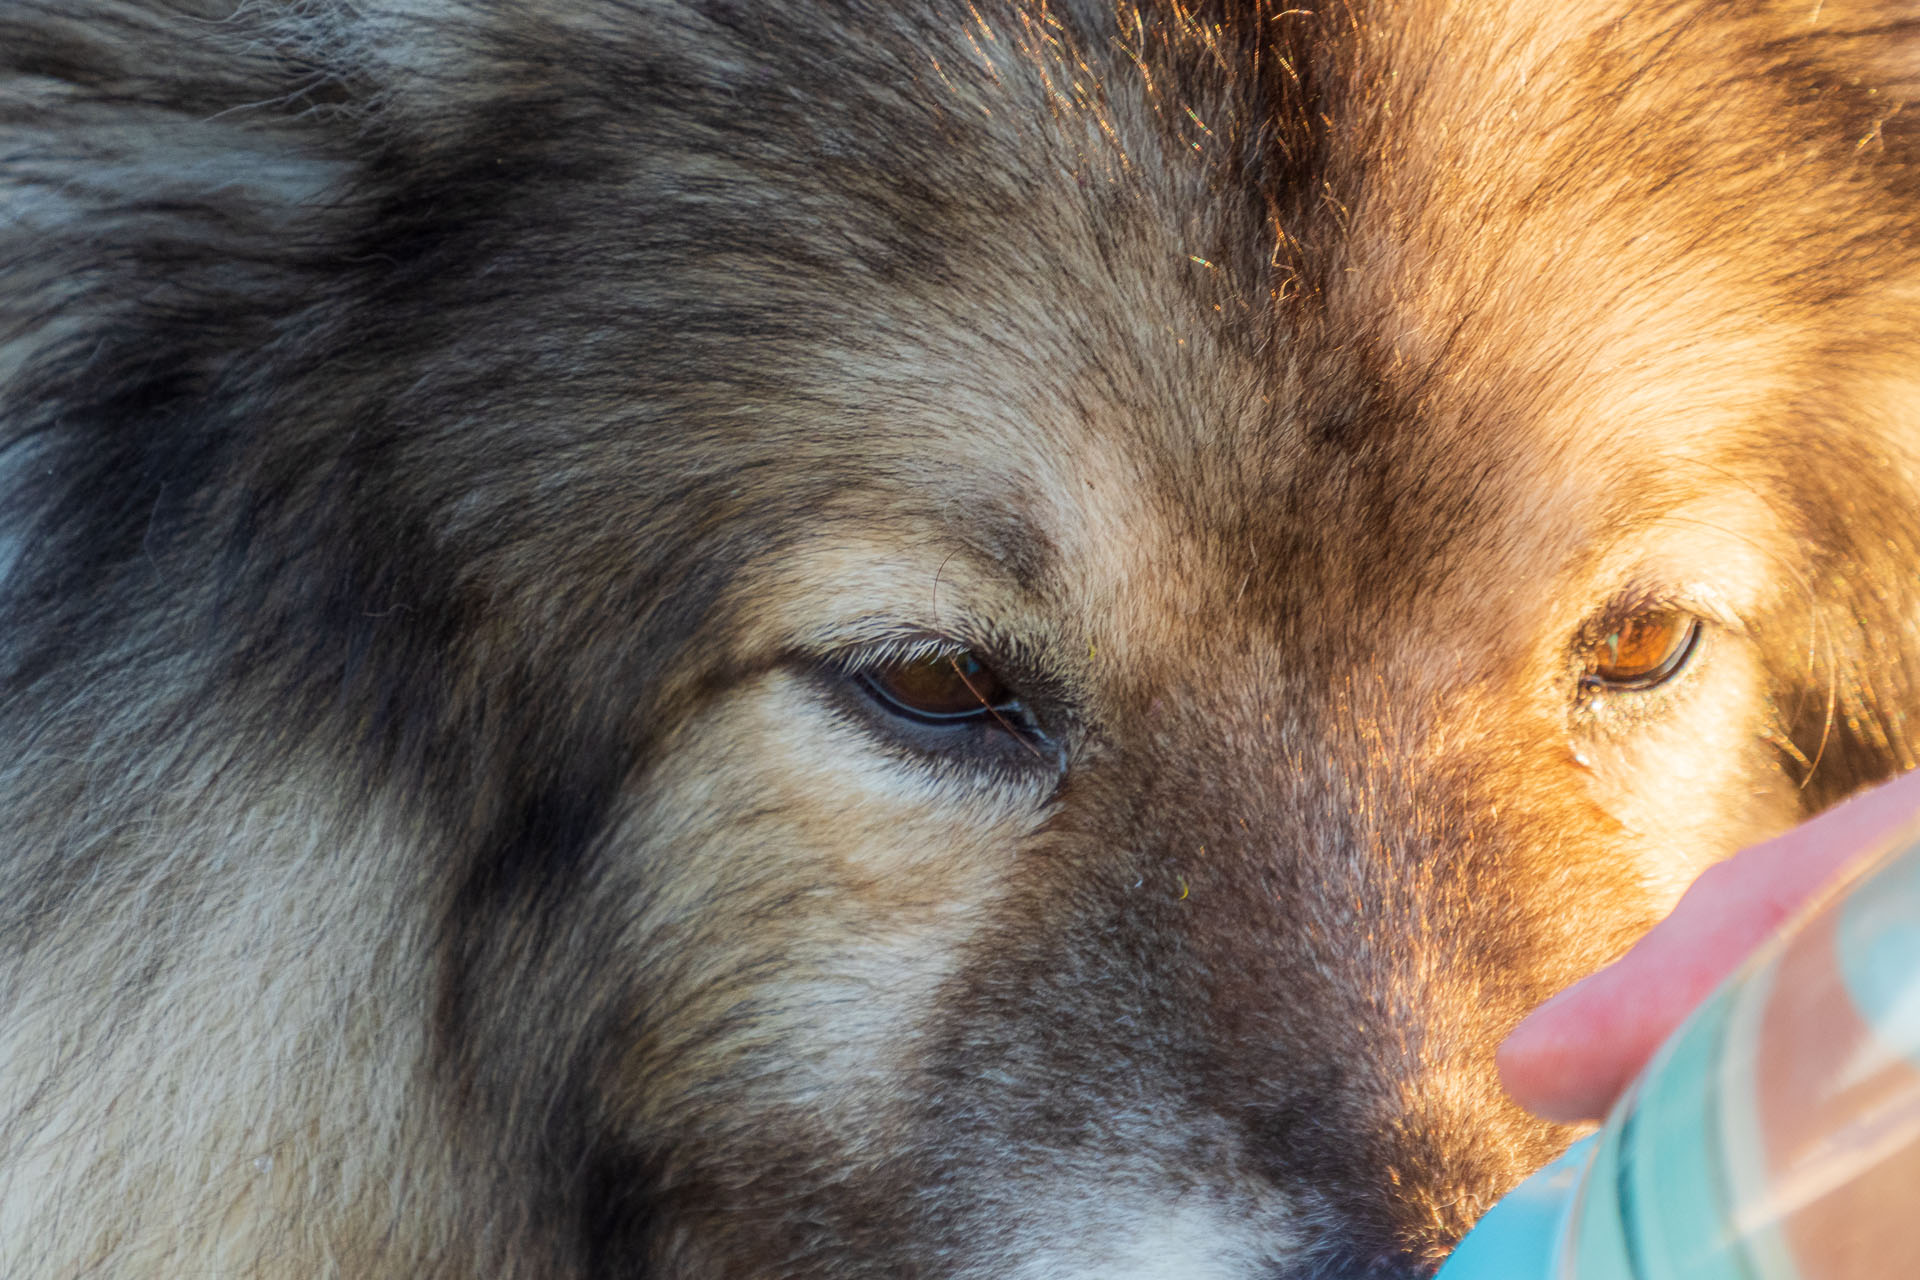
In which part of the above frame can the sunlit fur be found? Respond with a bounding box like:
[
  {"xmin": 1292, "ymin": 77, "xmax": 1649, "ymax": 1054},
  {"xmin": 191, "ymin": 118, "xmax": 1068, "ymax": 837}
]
[{"xmin": 2, "ymin": 2, "xmax": 1917, "ymax": 1277}]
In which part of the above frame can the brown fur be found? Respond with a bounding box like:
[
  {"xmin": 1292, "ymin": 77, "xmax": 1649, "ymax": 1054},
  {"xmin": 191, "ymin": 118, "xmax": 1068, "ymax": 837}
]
[{"xmin": 2, "ymin": 2, "xmax": 1917, "ymax": 1276}]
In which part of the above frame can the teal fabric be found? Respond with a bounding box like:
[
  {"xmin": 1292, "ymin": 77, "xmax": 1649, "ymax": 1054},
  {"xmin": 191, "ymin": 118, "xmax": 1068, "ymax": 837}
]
[
  {"xmin": 1435, "ymin": 1136, "xmax": 1592, "ymax": 1279},
  {"xmin": 1616, "ymin": 984, "xmax": 1747, "ymax": 1280},
  {"xmin": 1440, "ymin": 987, "xmax": 1751, "ymax": 1280},
  {"xmin": 1838, "ymin": 835, "xmax": 1920, "ymax": 1066},
  {"xmin": 1442, "ymin": 834, "xmax": 1920, "ymax": 1280}
]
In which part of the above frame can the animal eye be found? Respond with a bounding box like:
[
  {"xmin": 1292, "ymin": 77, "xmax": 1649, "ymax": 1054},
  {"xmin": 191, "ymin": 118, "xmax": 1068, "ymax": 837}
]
[
  {"xmin": 1582, "ymin": 610, "xmax": 1702, "ymax": 691},
  {"xmin": 858, "ymin": 650, "xmax": 1017, "ymax": 723}
]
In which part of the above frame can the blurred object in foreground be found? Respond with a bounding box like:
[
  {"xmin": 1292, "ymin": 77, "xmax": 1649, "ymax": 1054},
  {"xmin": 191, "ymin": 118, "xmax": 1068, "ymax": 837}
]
[{"xmin": 1441, "ymin": 816, "xmax": 1920, "ymax": 1280}]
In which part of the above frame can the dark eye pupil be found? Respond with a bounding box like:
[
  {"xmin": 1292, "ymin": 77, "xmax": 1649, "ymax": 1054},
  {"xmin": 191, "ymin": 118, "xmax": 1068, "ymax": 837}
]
[
  {"xmin": 865, "ymin": 652, "xmax": 1011, "ymax": 721},
  {"xmin": 1587, "ymin": 611, "xmax": 1699, "ymax": 688}
]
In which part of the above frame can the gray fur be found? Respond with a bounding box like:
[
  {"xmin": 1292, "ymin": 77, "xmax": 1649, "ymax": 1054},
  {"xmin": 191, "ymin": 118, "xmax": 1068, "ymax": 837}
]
[{"xmin": 3, "ymin": 2, "xmax": 1918, "ymax": 1276}]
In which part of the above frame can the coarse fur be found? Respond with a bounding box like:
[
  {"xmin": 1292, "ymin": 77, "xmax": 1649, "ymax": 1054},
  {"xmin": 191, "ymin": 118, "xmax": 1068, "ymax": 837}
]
[{"xmin": 2, "ymin": 1, "xmax": 1918, "ymax": 1276}]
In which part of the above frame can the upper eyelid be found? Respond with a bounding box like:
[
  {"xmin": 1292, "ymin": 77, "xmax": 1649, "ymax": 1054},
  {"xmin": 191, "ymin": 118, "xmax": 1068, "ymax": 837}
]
[
  {"xmin": 822, "ymin": 625, "xmax": 1040, "ymax": 684},
  {"xmin": 832, "ymin": 633, "xmax": 972, "ymax": 672},
  {"xmin": 1570, "ymin": 601, "xmax": 1716, "ymax": 662},
  {"xmin": 1589, "ymin": 588, "xmax": 1681, "ymax": 627},
  {"xmin": 1581, "ymin": 607, "xmax": 1680, "ymax": 655},
  {"xmin": 1587, "ymin": 578, "xmax": 1748, "ymax": 632}
]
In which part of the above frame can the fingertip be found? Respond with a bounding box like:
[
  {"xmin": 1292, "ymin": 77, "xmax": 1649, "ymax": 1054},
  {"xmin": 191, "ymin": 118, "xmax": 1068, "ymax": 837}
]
[
  {"xmin": 1496, "ymin": 1003, "xmax": 1610, "ymax": 1125},
  {"xmin": 1496, "ymin": 966, "xmax": 1647, "ymax": 1124}
]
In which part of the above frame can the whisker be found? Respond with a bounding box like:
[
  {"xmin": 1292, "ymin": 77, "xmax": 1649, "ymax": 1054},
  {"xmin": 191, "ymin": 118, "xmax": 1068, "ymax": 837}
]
[{"xmin": 948, "ymin": 653, "xmax": 1048, "ymax": 762}]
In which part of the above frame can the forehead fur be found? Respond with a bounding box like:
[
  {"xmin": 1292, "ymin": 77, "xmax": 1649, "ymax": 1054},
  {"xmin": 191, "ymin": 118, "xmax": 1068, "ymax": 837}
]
[
  {"xmin": 581, "ymin": 2, "xmax": 1920, "ymax": 846},
  {"xmin": 632, "ymin": 0, "xmax": 1919, "ymax": 575}
]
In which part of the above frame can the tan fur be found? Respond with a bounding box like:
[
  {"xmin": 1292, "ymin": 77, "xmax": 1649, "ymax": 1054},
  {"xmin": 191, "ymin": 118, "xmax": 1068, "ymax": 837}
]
[{"xmin": 3, "ymin": 2, "xmax": 1918, "ymax": 1276}]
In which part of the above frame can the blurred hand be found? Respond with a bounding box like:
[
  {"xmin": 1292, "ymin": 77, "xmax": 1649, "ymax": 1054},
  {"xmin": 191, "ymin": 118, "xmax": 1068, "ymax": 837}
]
[{"xmin": 1498, "ymin": 768, "xmax": 1920, "ymax": 1124}]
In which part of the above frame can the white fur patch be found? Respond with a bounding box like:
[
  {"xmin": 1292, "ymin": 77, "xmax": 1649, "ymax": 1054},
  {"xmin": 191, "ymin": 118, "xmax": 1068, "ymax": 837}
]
[{"xmin": 986, "ymin": 1179, "xmax": 1296, "ymax": 1280}]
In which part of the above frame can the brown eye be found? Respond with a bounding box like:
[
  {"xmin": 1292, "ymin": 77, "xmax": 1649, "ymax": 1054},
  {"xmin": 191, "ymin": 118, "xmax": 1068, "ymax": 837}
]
[
  {"xmin": 860, "ymin": 650, "xmax": 1015, "ymax": 723},
  {"xmin": 1583, "ymin": 610, "xmax": 1702, "ymax": 690}
]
